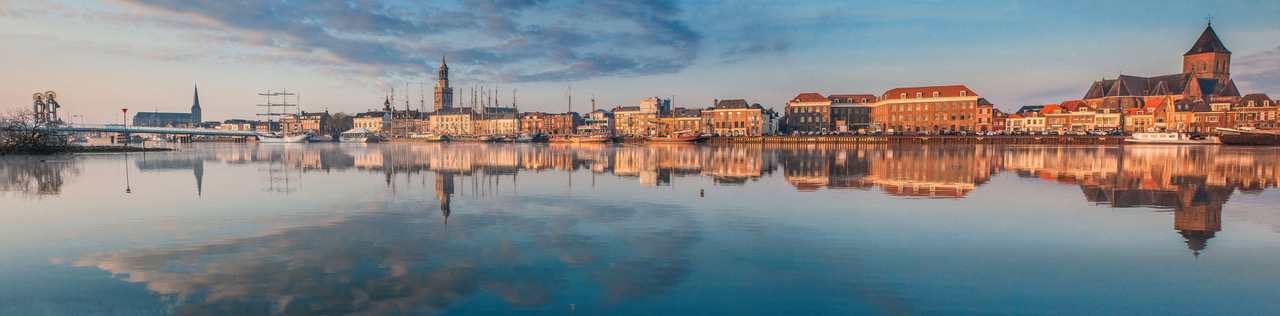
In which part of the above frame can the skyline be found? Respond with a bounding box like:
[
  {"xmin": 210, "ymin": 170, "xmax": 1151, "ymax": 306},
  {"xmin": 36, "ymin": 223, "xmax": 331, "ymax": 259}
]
[{"xmin": 3, "ymin": 0, "xmax": 1280, "ymax": 124}]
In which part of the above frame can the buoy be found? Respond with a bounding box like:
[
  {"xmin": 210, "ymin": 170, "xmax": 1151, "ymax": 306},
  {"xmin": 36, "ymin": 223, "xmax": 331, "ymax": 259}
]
[{"xmin": 700, "ymin": 189, "xmax": 704, "ymax": 197}]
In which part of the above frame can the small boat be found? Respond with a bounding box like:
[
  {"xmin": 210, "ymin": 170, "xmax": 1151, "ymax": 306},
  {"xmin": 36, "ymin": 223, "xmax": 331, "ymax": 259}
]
[
  {"xmin": 548, "ymin": 134, "xmax": 612, "ymax": 143},
  {"xmin": 257, "ymin": 132, "xmax": 310, "ymax": 143},
  {"xmin": 643, "ymin": 134, "xmax": 708, "ymax": 143},
  {"xmin": 409, "ymin": 133, "xmax": 447, "ymax": 142},
  {"xmin": 1124, "ymin": 132, "xmax": 1217, "ymax": 145},
  {"xmin": 452, "ymin": 135, "xmax": 495, "ymax": 142},
  {"xmin": 513, "ymin": 134, "xmax": 536, "ymax": 143},
  {"xmin": 1215, "ymin": 127, "xmax": 1280, "ymax": 146},
  {"xmin": 340, "ymin": 128, "xmax": 379, "ymax": 143},
  {"xmin": 307, "ymin": 134, "xmax": 335, "ymax": 142}
]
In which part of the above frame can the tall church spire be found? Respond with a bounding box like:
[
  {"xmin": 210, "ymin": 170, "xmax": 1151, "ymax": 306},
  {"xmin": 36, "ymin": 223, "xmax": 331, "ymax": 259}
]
[
  {"xmin": 190, "ymin": 85, "xmax": 202, "ymax": 124},
  {"xmin": 1184, "ymin": 23, "xmax": 1231, "ymax": 56}
]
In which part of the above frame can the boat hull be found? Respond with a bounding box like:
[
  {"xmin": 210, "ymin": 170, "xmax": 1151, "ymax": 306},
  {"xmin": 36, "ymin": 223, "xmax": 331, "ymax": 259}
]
[
  {"xmin": 1217, "ymin": 131, "xmax": 1280, "ymax": 146},
  {"xmin": 258, "ymin": 134, "xmax": 310, "ymax": 143},
  {"xmin": 643, "ymin": 135, "xmax": 708, "ymax": 142},
  {"xmin": 548, "ymin": 136, "xmax": 612, "ymax": 143}
]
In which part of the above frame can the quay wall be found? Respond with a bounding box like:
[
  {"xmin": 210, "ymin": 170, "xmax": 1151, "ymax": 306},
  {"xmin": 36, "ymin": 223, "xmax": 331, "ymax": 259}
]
[{"xmin": 707, "ymin": 135, "xmax": 1127, "ymax": 145}]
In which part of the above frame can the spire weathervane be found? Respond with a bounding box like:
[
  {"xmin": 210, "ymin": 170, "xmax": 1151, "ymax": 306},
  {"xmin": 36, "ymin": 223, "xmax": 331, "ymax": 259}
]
[{"xmin": 1206, "ymin": 13, "xmax": 1212, "ymax": 26}]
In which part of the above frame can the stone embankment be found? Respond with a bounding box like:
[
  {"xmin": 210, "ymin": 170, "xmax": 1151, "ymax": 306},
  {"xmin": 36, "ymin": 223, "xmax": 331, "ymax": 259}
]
[{"xmin": 708, "ymin": 135, "xmax": 1127, "ymax": 145}]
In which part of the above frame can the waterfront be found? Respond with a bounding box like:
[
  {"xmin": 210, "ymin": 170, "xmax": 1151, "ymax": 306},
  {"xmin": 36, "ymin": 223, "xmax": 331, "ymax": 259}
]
[{"xmin": 3, "ymin": 143, "xmax": 1279, "ymax": 315}]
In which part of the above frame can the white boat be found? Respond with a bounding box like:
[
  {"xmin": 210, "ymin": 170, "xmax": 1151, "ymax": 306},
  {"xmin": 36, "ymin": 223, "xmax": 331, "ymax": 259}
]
[
  {"xmin": 339, "ymin": 128, "xmax": 379, "ymax": 143},
  {"xmin": 1125, "ymin": 132, "xmax": 1218, "ymax": 145},
  {"xmin": 257, "ymin": 132, "xmax": 310, "ymax": 143}
]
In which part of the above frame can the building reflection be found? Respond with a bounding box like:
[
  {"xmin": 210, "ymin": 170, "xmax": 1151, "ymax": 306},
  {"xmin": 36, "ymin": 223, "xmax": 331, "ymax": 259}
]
[
  {"xmin": 7, "ymin": 143, "xmax": 1277, "ymax": 259},
  {"xmin": 0, "ymin": 156, "xmax": 82, "ymax": 198}
]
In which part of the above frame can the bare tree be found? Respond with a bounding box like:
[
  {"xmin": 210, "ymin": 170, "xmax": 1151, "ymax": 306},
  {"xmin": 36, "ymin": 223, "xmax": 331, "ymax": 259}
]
[{"xmin": 1, "ymin": 108, "xmax": 73, "ymax": 154}]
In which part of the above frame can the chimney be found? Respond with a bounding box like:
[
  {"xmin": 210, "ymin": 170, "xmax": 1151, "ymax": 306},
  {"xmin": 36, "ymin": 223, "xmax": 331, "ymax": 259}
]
[{"xmin": 714, "ymin": 99, "xmax": 718, "ymax": 108}]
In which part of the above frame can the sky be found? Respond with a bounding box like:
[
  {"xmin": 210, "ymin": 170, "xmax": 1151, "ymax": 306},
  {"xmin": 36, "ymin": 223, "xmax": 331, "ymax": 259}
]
[{"xmin": 2, "ymin": 0, "xmax": 1279, "ymax": 124}]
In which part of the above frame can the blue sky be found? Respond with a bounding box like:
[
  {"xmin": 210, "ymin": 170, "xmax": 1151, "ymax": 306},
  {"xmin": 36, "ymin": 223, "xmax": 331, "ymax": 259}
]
[{"xmin": 2, "ymin": 0, "xmax": 1279, "ymax": 123}]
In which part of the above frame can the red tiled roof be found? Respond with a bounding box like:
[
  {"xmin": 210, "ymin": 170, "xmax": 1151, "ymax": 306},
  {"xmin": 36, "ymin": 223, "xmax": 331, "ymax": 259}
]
[
  {"xmin": 1008, "ymin": 113, "xmax": 1024, "ymax": 119},
  {"xmin": 1040, "ymin": 104, "xmax": 1066, "ymax": 115},
  {"xmin": 1059, "ymin": 100, "xmax": 1086, "ymax": 111},
  {"xmin": 791, "ymin": 93, "xmax": 828, "ymax": 103},
  {"xmin": 880, "ymin": 85, "xmax": 978, "ymax": 100}
]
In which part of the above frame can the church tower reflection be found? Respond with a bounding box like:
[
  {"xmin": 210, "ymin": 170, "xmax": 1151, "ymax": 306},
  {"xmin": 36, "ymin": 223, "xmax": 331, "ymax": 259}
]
[
  {"xmin": 435, "ymin": 171, "xmax": 455, "ymax": 224},
  {"xmin": 1172, "ymin": 180, "xmax": 1226, "ymax": 258}
]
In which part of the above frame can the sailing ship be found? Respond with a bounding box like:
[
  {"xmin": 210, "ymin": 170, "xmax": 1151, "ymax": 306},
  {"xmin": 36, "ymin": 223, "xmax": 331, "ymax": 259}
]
[
  {"xmin": 548, "ymin": 84, "xmax": 613, "ymax": 143},
  {"xmin": 644, "ymin": 130, "xmax": 708, "ymax": 142},
  {"xmin": 255, "ymin": 89, "xmax": 309, "ymax": 143}
]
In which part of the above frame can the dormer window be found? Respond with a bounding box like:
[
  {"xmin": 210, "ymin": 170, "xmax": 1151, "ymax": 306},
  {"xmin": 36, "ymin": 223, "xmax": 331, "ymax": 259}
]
[
  {"xmin": 900, "ymin": 93, "xmax": 907, "ymax": 99},
  {"xmin": 861, "ymin": 98, "xmax": 868, "ymax": 103},
  {"xmin": 960, "ymin": 91, "xmax": 968, "ymax": 96},
  {"xmin": 932, "ymin": 92, "xmax": 940, "ymax": 97},
  {"xmin": 915, "ymin": 92, "xmax": 923, "ymax": 98}
]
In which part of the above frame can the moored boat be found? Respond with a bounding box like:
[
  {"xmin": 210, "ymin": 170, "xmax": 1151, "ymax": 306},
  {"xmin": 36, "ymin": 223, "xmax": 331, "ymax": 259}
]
[
  {"xmin": 340, "ymin": 128, "xmax": 380, "ymax": 143},
  {"xmin": 1215, "ymin": 127, "xmax": 1280, "ymax": 146},
  {"xmin": 409, "ymin": 133, "xmax": 447, "ymax": 142},
  {"xmin": 643, "ymin": 134, "xmax": 708, "ymax": 143},
  {"xmin": 257, "ymin": 132, "xmax": 310, "ymax": 143},
  {"xmin": 1124, "ymin": 132, "xmax": 1217, "ymax": 145},
  {"xmin": 548, "ymin": 134, "xmax": 612, "ymax": 143}
]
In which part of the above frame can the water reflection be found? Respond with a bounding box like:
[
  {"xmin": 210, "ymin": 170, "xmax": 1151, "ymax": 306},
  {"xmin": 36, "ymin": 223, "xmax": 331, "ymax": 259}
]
[
  {"xmin": 5, "ymin": 143, "xmax": 1280, "ymax": 313},
  {"xmin": 0, "ymin": 156, "xmax": 82, "ymax": 198},
  {"xmin": 70, "ymin": 196, "xmax": 698, "ymax": 314}
]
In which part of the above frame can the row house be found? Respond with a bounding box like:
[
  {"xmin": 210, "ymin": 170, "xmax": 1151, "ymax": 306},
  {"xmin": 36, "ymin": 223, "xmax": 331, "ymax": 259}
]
[
  {"xmin": 611, "ymin": 97, "xmax": 671, "ymax": 136},
  {"xmin": 475, "ymin": 107, "xmax": 519, "ymax": 135},
  {"xmin": 1231, "ymin": 93, "xmax": 1278, "ymax": 129},
  {"xmin": 543, "ymin": 112, "xmax": 581, "ymax": 135},
  {"xmin": 352, "ymin": 111, "xmax": 388, "ymax": 133},
  {"xmin": 577, "ymin": 109, "xmax": 615, "ymax": 135},
  {"xmin": 612, "ymin": 106, "xmax": 656, "ymax": 136},
  {"xmin": 828, "ymin": 94, "xmax": 875, "ymax": 132},
  {"xmin": 657, "ymin": 108, "xmax": 704, "ymax": 136},
  {"xmin": 785, "ymin": 93, "xmax": 833, "ymax": 132},
  {"xmin": 872, "ymin": 85, "xmax": 993, "ymax": 133},
  {"xmin": 281, "ymin": 111, "xmax": 331, "ymax": 135},
  {"xmin": 520, "ymin": 112, "xmax": 547, "ymax": 134},
  {"xmin": 430, "ymin": 107, "xmax": 476, "ymax": 135},
  {"xmin": 709, "ymin": 99, "xmax": 774, "ymax": 136}
]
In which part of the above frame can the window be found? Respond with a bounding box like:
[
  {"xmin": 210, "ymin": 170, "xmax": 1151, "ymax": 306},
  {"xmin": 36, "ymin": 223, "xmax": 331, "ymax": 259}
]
[
  {"xmin": 932, "ymin": 92, "xmax": 940, "ymax": 97},
  {"xmin": 916, "ymin": 92, "xmax": 923, "ymax": 98},
  {"xmin": 861, "ymin": 98, "xmax": 868, "ymax": 103},
  {"xmin": 960, "ymin": 91, "xmax": 967, "ymax": 96},
  {"xmin": 900, "ymin": 93, "xmax": 907, "ymax": 99},
  {"xmin": 1208, "ymin": 116, "xmax": 1218, "ymax": 122}
]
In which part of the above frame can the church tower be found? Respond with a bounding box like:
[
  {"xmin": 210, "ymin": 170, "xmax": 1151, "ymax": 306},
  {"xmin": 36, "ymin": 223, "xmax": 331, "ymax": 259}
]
[
  {"xmin": 190, "ymin": 85, "xmax": 202, "ymax": 125},
  {"xmin": 434, "ymin": 56, "xmax": 453, "ymax": 111},
  {"xmin": 1182, "ymin": 22, "xmax": 1232, "ymax": 86}
]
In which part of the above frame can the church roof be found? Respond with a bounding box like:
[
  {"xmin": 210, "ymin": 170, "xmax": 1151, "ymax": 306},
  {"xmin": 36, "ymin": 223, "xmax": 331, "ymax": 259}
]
[
  {"xmin": 134, "ymin": 112, "xmax": 192, "ymax": 119},
  {"xmin": 1184, "ymin": 24, "xmax": 1231, "ymax": 56}
]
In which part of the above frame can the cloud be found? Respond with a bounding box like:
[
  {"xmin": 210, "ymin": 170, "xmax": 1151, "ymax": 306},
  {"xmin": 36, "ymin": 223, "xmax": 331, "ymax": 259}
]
[
  {"xmin": 1233, "ymin": 45, "xmax": 1280, "ymax": 95},
  {"xmin": 90, "ymin": 0, "xmax": 703, "ymax": 87}
]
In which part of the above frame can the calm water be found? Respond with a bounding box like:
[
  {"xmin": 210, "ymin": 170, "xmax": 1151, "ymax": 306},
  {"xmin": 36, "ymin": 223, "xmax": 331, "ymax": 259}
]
[{"xmin": 2, "ymin": 143, "xmax": 1279, "ymax": 315}]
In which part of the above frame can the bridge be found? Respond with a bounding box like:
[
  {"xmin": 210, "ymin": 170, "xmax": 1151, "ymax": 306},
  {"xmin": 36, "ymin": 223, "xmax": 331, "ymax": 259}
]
[
  {"xmin": 56, "ymin": 124, "xmax": 260, "ymax": 143},
  {"xmin": 62, "ymin": 124, "xmax": 258, "ymax": 137}
]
